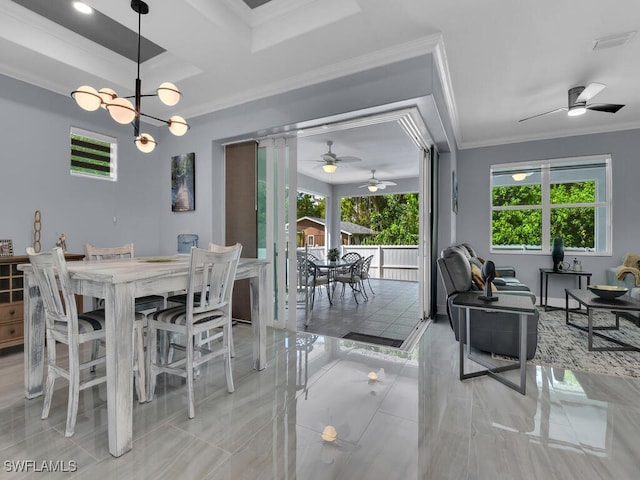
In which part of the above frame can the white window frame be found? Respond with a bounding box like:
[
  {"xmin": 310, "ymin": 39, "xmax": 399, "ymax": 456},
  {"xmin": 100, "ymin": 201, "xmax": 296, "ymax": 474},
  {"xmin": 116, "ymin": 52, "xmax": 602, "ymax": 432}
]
[
  {"xmin": 70, "ymin": 127, "xmax": 117, "ymax": 181},
  {"xmin": 490, "ymin": 154, "xmax": 612, "ymax": 256},
  {"xmin": 307, "ymin": 234, "xmax": 315, "ymax": 247}
]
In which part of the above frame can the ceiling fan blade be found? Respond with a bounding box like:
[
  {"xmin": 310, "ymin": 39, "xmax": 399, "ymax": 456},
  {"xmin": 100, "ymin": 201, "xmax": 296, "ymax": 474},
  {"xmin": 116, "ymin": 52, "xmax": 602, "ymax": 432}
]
[
  {"xmin": 380, "ymin": 180, "xmax": 397, "ymax": 186},
  {"xmin": 336, "ymin": 156, "xmax": 361, "ymax": 163},
  {"xmin": 518, "ymin": 107, "xmax": 566, "ymax": 122},
  {"xmin": 377, "ymin": 184, "xmax": 387, "ymax": 190},
  {"xmin": 586, "ymin": 103, "xmax": 625, "ymax": 113},
  {"xmin": 357, "ymin": 184, "xmax": 368, "ymax": 188},
  {"xmin": 576, "ymin": 82, "xmax": 606, "ymax": 102}
]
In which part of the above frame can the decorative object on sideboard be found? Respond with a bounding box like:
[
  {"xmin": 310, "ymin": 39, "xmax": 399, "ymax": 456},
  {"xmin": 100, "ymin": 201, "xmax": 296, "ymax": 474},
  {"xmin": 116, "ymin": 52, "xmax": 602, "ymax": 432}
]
[
  {"xmin": 479, "ymin": 260, "xmax": 498, "ymax": 302},
  {"xmin": 0, "ymin": 239, "xmax": 13, "ymax": 257},
  {"xmin": 552, "ymin": 237, "xmax": 564, "ymax": 271},
  {"xmin": 56, "ymin": 233, "xmax": 67, "ymax": 252},
  {"xmin": 70, "ymin": 0, "xmax": 189, "ymax": 153},
  {"xmin": 32, "ymin": 210, "xmax": 42, "ymax": 253},
  {"xmin": 572, "ymin": 257, "xmax": 583, "ymax": 271}
]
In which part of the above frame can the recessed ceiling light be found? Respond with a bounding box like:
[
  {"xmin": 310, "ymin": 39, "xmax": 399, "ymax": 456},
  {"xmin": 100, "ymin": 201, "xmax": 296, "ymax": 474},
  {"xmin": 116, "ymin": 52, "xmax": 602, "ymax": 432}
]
[{"xmin": 73, "ymin": 2, "xmax": 93, "ymax": 15}]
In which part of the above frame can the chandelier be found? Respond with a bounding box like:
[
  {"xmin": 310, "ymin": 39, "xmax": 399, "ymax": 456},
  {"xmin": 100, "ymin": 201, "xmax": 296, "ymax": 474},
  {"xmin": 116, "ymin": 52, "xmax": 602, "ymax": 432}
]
[{"xmin": 71, "ymin": 0, "xmax": 189, "ymax": 153}]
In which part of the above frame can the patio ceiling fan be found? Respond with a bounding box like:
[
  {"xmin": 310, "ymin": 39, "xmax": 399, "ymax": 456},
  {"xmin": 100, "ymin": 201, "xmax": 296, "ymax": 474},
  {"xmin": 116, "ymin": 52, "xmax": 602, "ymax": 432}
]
[
  {"xmin": 358, "ymin": 169, "xmax": 397, "ymax": 192},
  {"xmin": 305, "ymin": 140, "xmax": 362, "ymax": 173},
  {"xmin": 519, "ymin": 83, "xmax": 625, "ymax": 122}
]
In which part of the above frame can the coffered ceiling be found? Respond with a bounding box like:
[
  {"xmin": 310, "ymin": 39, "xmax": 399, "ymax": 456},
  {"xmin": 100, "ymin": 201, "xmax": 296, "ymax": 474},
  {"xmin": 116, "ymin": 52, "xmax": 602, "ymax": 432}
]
[{"xmin": 1, "ymin": 0, "xmax": 639, "ymax": 186}]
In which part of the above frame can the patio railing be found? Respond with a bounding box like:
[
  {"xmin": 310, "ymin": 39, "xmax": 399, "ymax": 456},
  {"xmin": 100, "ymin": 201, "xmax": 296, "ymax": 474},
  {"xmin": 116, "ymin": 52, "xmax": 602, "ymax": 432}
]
[{"xmin": 300, "ymin": 245, "xmax": 418, "ymax": 282}]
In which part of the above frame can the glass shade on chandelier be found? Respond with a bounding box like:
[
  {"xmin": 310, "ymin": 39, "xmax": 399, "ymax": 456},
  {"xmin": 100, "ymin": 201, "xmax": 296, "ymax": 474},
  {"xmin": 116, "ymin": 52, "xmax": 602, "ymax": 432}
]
[
  {"xmin": 135, "ymin": 133, "xmax": 156, "ymax": 153},
  {"xmin": 157, "ymin": 82, "xmax": 181, "ymax": 106},
  {"xmin": 106, "ymin": 97, "xmax": 136, "ymax": 124},
  {"xmin": 70, "ymin": 0, "xmax": 189, "ymax": 153},
  {"xmin": 72, "ymin": 86, "xmax": 102, "ymax": 111}
]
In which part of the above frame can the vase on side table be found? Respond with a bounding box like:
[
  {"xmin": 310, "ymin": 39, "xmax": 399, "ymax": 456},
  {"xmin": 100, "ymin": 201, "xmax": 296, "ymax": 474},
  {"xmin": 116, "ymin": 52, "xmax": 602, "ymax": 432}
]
[{"xmin": 552, "ymin": 237, "xmax": 564, "ymax": 271}]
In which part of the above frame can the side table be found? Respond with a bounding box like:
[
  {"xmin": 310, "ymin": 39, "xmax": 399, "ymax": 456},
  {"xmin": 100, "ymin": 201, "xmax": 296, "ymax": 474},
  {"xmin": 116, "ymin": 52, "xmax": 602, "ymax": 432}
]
[
  {"xmin": 539, "ymin": 268, "xmax": 592, "ymax": 312},
  {"xmin": 451, "ymin": 292, "xmax": 537, "ymax": 395}
]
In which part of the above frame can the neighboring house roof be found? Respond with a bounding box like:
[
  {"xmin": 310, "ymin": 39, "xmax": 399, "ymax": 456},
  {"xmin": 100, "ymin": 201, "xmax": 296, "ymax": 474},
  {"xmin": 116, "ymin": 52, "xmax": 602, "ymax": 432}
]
[{"xmin": 297, "ymin": 217, "xmax": 376, "ymax": 236}]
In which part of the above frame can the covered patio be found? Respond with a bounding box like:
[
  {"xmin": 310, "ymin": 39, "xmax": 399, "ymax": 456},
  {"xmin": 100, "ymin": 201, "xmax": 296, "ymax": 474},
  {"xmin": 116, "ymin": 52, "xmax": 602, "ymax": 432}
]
[{"xmin": 296, "ymin": 278, "xmax": 423, "ymax": 348}]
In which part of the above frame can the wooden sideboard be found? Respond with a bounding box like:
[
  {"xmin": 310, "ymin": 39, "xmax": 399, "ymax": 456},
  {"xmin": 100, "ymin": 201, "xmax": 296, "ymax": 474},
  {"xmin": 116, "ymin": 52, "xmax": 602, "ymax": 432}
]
[{"xmin": 0, "ymin": 253, "xmax": 84, "ymax": 349}]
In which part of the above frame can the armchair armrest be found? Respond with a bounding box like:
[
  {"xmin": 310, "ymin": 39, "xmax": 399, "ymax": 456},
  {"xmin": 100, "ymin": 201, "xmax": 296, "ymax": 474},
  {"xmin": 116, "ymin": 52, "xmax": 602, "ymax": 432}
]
[{"xmin": 495, "ymin": 266, "xmax": 516, "ymax": 278}]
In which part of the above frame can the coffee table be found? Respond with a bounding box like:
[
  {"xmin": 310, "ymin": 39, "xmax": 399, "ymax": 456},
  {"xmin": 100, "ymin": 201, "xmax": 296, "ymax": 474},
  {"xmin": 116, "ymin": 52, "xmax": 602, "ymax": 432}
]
[{"xmin": 565, "ymin": 288, "xmax": 640, "ymax": 352}]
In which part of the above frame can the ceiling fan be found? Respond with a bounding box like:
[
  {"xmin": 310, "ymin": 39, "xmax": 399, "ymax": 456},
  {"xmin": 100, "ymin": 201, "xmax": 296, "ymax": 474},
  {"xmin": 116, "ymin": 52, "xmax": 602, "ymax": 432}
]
[
  {"xmin": 308, "ymin": 140, "xmax": 362, "ymax": 173},
  {"xmin": 358, "ymin": 169, "xmax": 397, "ymax": 192},
  {"xmin": 519, "ymin": 83, "xmax": 625, "ymax": 122}
]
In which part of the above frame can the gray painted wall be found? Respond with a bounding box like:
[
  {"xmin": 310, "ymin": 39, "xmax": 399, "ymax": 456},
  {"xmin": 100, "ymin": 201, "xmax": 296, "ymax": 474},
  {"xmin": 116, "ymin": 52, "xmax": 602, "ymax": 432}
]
[
  {"xmin": 456, "ymin": 129, "xmax": 640, "ymax": 303},
  {"xmin": 1, "ymin": 54, "xmax": 453, "ymax": 260},
  {"xmin": 1, "ymin": 74, "xmax": 165, "ymax": 256}
]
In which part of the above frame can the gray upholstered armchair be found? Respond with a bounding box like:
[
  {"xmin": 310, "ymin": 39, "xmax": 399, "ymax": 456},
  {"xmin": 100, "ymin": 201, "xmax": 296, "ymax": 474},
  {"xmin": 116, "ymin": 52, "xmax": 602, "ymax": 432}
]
[{"xmin": 437, "ymin": 245, "xmax": 538, "ymax": 359}]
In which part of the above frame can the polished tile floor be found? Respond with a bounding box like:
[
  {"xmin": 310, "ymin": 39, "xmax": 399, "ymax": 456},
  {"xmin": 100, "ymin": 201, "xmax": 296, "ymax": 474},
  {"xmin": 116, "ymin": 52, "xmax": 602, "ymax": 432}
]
[
  {"xmin": 297, "ymin": 278, "xmax": 421, "ymax": 342},
  {"xmin": 1, "ymin": 319, "xmax": 640, "ymax": 479}
]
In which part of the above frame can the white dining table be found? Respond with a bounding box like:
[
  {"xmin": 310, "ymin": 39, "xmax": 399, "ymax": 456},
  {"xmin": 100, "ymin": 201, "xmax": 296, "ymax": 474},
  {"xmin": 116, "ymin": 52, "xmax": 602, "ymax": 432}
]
[{"xmin": 19, "ymin": 255, "xmax": 270, "ymax": 457}]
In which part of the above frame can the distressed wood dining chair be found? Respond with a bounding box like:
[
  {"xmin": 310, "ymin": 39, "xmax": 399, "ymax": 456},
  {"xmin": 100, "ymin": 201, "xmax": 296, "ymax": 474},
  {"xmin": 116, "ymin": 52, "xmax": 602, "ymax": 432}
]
[
  {"xmin": 83, "ymin": 242, "xmax": 163, "ymax": 402},
  {"xmin": 26, "ymin": 247, "xmax": 109, "ymax": 437},
  {"xmin": 146, "ymin": 244, "xmax": 242, "ymax": 418}
]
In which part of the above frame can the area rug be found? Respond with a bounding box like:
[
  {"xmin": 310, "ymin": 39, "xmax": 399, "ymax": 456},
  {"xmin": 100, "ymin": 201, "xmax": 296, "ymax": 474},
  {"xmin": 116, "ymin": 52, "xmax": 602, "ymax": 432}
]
[
  {"xmin": 342, "ymin": 332, "xmax": 404, "ymax": 348},
  {"xmin": 511, "ymin": 309, "xmax": 640, "ymax": 378}
]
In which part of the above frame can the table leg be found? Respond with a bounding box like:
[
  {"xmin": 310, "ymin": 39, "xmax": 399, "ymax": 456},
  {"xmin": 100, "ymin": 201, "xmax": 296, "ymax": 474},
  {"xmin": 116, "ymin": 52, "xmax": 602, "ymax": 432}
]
[
  {"xmin": 250, "ymin": 266, "xmax": 267, "ymax": 371},
  {"xmin": 587, "ymin": 308, "xmax": 594, "ymax": 351},
  {"xmin": 23, "ymin": 273, "xmax": 45, "ymax": 399},
  {"xmin": 544, "ymin": 274, "xmax": 549, "ymax": 311},
  {"xmin": 105, "ymin": 283, "xmax": 135, "ymax": 457},
  {"xmin": 539, "ymin": 271, "xmax": 543, "ymax": 308},
  {"xmin": 519, "ymin": 313, "xmax": 527, "ymax": 395},
  {"xmin": 458, "ymin": 307, "xmax": 466, "ymax": 380}
]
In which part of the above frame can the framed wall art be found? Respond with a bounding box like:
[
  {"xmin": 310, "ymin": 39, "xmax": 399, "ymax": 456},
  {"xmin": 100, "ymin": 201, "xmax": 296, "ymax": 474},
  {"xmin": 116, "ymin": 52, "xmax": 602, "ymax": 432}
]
[
  {"xmin": 0, "ymin": 239, "xmax": 14, "ymax": 256},
  {"xmin": 171, "ymin": 152, "xmax": 195, "ymax": 212}
]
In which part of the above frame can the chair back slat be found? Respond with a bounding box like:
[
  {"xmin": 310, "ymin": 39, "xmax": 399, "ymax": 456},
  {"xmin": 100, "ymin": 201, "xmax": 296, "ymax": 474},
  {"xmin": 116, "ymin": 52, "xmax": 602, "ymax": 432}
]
[
  {"xmin": 84, "ymin": 243, "xmax": 134, "ymax": 261},
  {"xmin": 27, "ymin": 247, "xmax": 77, "ymax": 329},
  {"xmin": 187, "ymin": 244, "xmax": 242, "ymax": 319}
]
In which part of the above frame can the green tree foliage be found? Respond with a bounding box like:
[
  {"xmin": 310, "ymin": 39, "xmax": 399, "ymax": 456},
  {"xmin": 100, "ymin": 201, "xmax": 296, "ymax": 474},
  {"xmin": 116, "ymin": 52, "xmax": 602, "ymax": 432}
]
[
  {"xmin": 297, "ymin": 193, "xmax": 325, "ymax": 218},
  {"xmin": 341, "ymin": 194, "xmax": 419, "ymax": 245},
  {"xmin": 492, "ymin": 181, "xmax": 596, "ymax": 248}
]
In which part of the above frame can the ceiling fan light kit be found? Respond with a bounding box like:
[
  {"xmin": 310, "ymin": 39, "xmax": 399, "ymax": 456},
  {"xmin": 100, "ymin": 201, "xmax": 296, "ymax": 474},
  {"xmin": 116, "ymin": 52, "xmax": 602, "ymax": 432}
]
[
  {"xmin": 312, "ymin": 140, "xmax": 362, "ymax": 173},
  {"xmin": 71, "ymin": 0, "xmax": 189, "ymax": 152},
  {"xmin": 358, "ymin": 169, "xmax": 397, "ymax": 191},
  {"xmin": 322, "ymin": 163, "xmax": 337, "ymax": 173}
]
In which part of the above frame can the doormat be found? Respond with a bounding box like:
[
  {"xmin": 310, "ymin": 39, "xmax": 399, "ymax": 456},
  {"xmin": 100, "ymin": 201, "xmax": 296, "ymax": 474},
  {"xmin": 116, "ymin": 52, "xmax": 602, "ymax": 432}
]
[{"xmin": 342, "ymin": 332, "xmax": 404, "ymax": 348}]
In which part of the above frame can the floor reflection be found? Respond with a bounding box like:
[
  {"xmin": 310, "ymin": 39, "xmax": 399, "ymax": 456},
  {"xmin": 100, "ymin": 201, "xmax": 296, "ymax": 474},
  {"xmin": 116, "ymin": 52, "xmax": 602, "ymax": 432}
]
[{"xmin": 2, "ymin": 319, "xmax": 640, "ymax": 479}]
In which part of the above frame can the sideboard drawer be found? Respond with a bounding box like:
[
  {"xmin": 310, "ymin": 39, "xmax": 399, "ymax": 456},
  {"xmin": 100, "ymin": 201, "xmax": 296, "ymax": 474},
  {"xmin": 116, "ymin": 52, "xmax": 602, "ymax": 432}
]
[
  {"xmin": 0, "ymin": 303, "xmax": 24, "ymax": 323},
  {"xmin": 0, "ymin": 319, "xmax": 24, "ymax": 348}
]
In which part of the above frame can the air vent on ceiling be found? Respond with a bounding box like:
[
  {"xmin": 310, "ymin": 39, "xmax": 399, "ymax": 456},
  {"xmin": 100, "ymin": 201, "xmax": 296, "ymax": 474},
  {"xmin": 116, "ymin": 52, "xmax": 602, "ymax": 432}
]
[{"xmin": 592, "ymin": 31, "xmax": 636, "ymax": 51}]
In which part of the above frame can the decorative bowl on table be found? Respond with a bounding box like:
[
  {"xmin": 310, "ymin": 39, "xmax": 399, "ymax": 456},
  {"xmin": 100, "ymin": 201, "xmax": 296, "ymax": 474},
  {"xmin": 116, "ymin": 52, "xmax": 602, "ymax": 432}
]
[{"xmin": 587, "ymin": 285, "xmax": 628, "ymax": 300}]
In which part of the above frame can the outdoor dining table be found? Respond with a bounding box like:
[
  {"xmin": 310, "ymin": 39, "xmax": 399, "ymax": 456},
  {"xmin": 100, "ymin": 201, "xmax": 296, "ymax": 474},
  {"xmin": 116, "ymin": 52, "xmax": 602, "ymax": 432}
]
[{"xmin": 19, "ymin": 255, "xmax": 269, "ymax": 458}]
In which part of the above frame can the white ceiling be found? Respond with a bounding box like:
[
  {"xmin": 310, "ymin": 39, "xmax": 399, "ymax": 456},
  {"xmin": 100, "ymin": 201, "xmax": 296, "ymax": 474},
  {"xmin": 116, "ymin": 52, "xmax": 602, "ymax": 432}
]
[{"xmin": 2, "ymin": 0, "xmax": 639, "ymax": 187}]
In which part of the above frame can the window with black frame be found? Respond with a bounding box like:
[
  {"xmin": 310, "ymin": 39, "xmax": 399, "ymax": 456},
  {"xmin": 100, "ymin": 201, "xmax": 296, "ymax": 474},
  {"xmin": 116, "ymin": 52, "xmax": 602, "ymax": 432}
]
[{"xmin": 70, "ymin": 127, "xmax": 117, "ymax": 181}]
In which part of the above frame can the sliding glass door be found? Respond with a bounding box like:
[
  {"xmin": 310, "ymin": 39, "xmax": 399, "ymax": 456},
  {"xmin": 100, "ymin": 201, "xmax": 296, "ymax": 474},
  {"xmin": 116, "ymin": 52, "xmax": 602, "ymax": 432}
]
[{"xmin": 257, "ymin": 136, "xmax": 298, "ymax": 330}]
